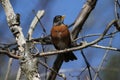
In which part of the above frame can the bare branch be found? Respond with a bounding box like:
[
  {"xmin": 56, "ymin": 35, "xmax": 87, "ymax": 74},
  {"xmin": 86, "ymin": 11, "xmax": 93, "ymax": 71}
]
[
  {"xmin": 38, "ymin": 60, "xmax": 65, "ymax": 80},
  {"xmin": 16, "ymin": 67, "xmax": 21, "ymax": 80},
  {"xmin": 114, "ymin": 0, "xmax": 120, "ymax": 31},
  {"xmin": 0, "ymin": 49, "xmax": 20, "ymax": 59},
  {"xmin": 37, "ymin": 42, "xmax": 120, "ymax": 57},
  {"xmin": 5, "ymin": 58, "xmax": 13, "ymax": 80},
  {"xmin": 30, "ymin": 35, "xmax": 51, "ymax": 44},
  {"xmin": 91, "ymin": 44, "xmax": 120, "ymax": 51},
  {"xmin": 27, "ymin": 10, "xmax": 45, "ymax": 40},
  {"xmin": 32, "ymin": 10, "xmax": 47, "ymax": 34},
  {"xmin": 0, "ymin": 0, "xmax": 41, "ymax": 79},
  {"xmin": 73, "ymin": 31, "xmax": 119, "ymax": 42},
  {"xmin": 71, "ymin": 0, "xmax": 97, "ymax": 39},
  {"xmin": 88, "ymin": 20, "xmax": 117, "ymax": 45},
  {"xmin": 93, "ymin": 31, "xmax": 114, "ymax": 80},
  {"xmin": 81, "ymin": 50, "xmax": 92, "ymax": 80},
  {"xmin": 0, "ymin": 0, "xmax": 25, "ymax": 52},
  {"xmin": 1, "ymin": 43, "xmax": 120, "ymax": 60}
]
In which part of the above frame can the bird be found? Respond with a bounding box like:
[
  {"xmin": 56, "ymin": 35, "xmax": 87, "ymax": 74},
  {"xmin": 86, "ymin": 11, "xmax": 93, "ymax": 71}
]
[{"xmin": 51, "ymin": 15, "xmax": 77, "ymax": 62}]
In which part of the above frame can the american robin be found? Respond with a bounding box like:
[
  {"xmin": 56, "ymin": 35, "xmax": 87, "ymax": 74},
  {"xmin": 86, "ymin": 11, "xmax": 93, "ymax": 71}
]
[{"xmin": 51, "ymin": 15, "xmax": 77, "ymax": 62}]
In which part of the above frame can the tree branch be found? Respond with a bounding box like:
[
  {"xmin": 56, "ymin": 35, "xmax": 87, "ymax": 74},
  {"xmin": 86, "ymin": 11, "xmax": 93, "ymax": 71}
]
[
  {"xmin": 0, "ymin": 0, "xmax": 41, "ymax": 80},
  {"xmin": 1, "ymin": 19, "xmax": 119, "ymax": 59},
  {"xmin": 0, "ymin": 0, "xmax": 25, "ymax": 52},
  {"xmin": 93, "ymin": 31, "xmax": 114, "ymax": 80},
  {"xmin": 5, "ymin": 58, "xmax": 13, "ymax": 80},
  {"xmin": 27, "ymin": 10, "xmax": 45, "ymax": 40},
  {"xmin": 71, "ymin": 0, "xmax": 97, "ymax": 40},
  {"xmin": 0, "ymin": 49, "xmax": 20, "ymax": 59}
]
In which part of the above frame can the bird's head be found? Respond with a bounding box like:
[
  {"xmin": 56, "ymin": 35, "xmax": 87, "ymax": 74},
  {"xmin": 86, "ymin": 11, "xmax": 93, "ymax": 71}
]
[{"xmin": 53, "ymin": 15, "xmax": 65, "ymax": 26}]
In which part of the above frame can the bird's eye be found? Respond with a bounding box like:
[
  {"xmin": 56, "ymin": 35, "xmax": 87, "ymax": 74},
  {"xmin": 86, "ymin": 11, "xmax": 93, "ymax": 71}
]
[
  {"xmin": 58, "ymin": 17, "xmax": 61, "ymax": 20},
  {"xmin": 55, "ymin": 17, "xmax": 61, "ymax": 22}
]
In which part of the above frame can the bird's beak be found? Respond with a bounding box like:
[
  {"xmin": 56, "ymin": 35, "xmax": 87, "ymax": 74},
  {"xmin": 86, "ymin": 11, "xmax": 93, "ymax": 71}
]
[{"xmin": 61, "ymin": 15, "xmax": 65, "ymax": 20}]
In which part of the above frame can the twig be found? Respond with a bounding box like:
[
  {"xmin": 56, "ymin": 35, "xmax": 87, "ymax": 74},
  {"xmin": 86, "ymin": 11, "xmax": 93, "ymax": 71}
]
[
  {"xmin": 5, "ymin": 58, "xmax": 13, "ymax": 80},
  {"xmin": 114, "ymin": 0, "xmax": 120, "ymax": 31},
  {"xmin": 77, "ymin": 67, "xmax": 87, "ymax": 80},
  {"xmin": 115, "ymin": 0, "xmax": 120, "ymax": 19},
  {"xmin": 38, "ymin": 60, "xmax": 65, "ymax": 80},
  {"xmin": 1, "ymin": 42, "xmax": 120, "ymax": 60},
  {"xmin": 73, "ymin": 31, "xmax": 119, "ymax": 42},
  {"xmin": 1, "ymin": 41, "xmax": 120, "ymax": 60},
  {"xmin": 30, "ymin": 35, "xmax": 51, "ymax": 44},
  {"xmin": 0, "ymin": 49, "xmax": 20, "ymax": 59},
  {"xmin": 40, "ymin": 34, "xmax": 48, "ymax": 80},
  {"xmin": 68, "ymin": 22, "xmax": 75, "ymax": 28},
  {"xmin": 38, "ymin": 43, "xmax": 120, "ymax": 58},
  {"xmin": 32, "ymin": 10, "xmax": 47, "ymax": 34},
  {"xmin": 27, "ymin": 10, "xmax": 45, "ymax": 40},
  {"xmin": 93, "ymin": 31, "xmax": 114, "ymax": 80},
  {"xmin": 81, "ymin": 50, "xmax": 92, "ymax": 80},
  {"xmin": 16, "ymin": 67, "xmax": 21, "ymax": 80},
  {"xmin": 91, "ymin": 44, "xmax": 120, "ymax": 51}
]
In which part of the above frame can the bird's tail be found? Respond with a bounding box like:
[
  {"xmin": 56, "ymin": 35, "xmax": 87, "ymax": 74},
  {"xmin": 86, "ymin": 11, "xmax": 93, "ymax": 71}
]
[{"xmin": 63, "ymin": 52, "xmax": 77, "ymax": 62}]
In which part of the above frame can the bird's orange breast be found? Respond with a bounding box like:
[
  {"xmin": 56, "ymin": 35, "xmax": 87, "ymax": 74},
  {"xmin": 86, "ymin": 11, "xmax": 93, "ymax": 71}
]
[{"xmin": 51, "ymin": 25, "xmax": 71, "ymax": 50}]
